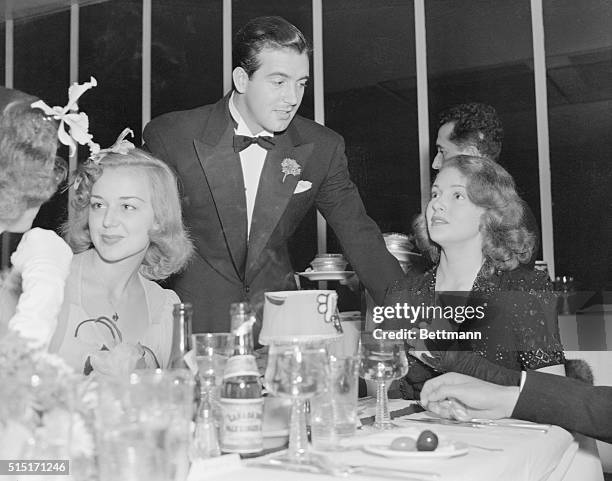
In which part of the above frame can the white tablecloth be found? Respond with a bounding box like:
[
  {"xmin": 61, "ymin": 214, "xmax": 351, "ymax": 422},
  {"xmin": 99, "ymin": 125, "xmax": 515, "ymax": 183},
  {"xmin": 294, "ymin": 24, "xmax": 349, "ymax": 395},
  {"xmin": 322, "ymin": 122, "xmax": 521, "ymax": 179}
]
[{"xmin": 188, "ymin": 400, "xmax": 587, "ymax": 481}]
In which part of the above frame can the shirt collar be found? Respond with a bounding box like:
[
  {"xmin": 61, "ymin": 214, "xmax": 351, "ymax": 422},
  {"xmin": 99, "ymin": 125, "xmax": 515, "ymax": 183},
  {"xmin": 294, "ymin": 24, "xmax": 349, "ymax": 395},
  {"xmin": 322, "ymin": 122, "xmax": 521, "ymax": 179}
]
[{"xmin": 229, "ymin": 92, "xmax": 273, "ymax": 138}]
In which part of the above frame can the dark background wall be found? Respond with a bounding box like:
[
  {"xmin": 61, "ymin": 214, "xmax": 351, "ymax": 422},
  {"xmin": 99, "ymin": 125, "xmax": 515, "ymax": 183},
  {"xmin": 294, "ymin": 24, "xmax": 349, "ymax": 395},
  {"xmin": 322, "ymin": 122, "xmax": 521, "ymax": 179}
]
[{"xmin": 1, "ymin": 0, "xmax": 611, "ymax": 293}]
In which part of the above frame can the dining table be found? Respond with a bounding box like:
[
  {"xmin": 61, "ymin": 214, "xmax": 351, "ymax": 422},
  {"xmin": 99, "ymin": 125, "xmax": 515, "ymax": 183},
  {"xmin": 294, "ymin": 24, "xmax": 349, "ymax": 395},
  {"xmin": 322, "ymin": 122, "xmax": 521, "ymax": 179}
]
[{"xmin": 187, "ymin": 397, "xmax": 602, "ymax": 481}]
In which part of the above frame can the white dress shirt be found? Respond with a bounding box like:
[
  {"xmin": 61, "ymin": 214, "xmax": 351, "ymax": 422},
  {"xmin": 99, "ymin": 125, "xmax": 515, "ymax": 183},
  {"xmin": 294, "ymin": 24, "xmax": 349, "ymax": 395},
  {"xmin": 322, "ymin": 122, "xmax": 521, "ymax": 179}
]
[{"xmin": 228, "ymin": 93, "xmax": 273, "ymax": 239}]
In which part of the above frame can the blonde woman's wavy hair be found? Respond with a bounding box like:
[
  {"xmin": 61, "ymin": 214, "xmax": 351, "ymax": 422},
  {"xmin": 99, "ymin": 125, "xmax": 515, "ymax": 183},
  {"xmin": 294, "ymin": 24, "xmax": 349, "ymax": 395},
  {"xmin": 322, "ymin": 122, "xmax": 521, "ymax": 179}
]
[
  {"xmin": 414, "ymin": 155, "xmax": 535, "ymax": 275},
  {"xmin": 63, "ymin": 148, "xmax": 193, "ymax": 280}
]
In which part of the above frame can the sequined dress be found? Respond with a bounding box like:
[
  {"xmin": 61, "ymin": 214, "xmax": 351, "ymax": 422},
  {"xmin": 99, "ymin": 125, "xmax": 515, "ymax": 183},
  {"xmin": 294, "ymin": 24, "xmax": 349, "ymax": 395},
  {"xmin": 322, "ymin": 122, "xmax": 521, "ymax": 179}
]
[{"xmin": 385, "ymin": 264, "xmax": 566, "ymax": 399}]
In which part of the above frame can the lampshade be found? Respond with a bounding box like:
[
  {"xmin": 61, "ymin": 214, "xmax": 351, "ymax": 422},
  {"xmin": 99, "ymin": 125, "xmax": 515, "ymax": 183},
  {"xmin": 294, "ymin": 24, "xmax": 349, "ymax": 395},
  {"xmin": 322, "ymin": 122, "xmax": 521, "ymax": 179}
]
[{"xmin": 259, "ymin": 290, "xmax": 343, "ymax": 344}]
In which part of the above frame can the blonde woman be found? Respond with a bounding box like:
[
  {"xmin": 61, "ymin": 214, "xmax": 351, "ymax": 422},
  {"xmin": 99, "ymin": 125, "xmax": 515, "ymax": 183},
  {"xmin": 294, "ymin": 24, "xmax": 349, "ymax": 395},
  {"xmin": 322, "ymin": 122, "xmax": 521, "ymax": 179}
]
[{"xmin": 50, "ymin": 146, "xmax": 193, "ymax": 374}]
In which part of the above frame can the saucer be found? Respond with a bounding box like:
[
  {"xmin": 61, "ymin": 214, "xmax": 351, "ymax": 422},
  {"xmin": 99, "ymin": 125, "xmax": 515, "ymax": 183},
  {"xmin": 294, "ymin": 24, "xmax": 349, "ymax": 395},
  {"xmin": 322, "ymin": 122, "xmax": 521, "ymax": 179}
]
[{"xmin": 298, "ymin": 270, "xmax": 355, "ymax": 281}]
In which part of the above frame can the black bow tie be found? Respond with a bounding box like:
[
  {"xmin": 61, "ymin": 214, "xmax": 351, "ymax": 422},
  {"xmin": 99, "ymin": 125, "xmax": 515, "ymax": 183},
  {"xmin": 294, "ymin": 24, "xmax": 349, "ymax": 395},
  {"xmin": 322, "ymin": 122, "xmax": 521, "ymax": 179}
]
[{"xmin": 233, "ymin": 134, "xmax": 275, "ymax": 153}]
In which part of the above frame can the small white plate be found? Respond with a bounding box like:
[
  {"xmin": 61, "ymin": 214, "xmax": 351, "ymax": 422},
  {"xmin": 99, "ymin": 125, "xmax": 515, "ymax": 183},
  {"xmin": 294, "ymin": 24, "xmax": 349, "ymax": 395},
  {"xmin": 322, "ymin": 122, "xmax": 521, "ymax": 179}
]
[
  {"xmin": 263, "ymin": 429, "xmax": 289, "ymax": 438},
  {"xmin": 363, "ymin": 441, "xmax": 469, "ymax": 459},
  {"xmin": 298, "ymin": 270, "xmax": 355, "ymax": 281}
]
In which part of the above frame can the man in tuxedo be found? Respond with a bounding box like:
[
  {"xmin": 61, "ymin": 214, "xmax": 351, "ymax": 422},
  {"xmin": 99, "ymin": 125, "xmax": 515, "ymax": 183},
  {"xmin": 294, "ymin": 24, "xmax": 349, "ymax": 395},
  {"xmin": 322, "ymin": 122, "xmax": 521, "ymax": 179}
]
[
  {"xmin": 143, "ymin": 16, "xmax": 403, "ymax": 332},
  {"xmin": 420, "ymin": 371, "xmax": 612, "ymax": 443}
]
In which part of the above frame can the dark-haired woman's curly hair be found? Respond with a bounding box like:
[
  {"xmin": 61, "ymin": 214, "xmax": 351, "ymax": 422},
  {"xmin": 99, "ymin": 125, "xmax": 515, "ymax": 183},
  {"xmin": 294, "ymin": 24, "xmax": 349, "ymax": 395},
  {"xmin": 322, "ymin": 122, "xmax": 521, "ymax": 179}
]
[
  {"xmin": 414, "ymin": 155, "xmax": 535, "ymax": 275},
  {"xmin": 63, "ymin": 148, "xmax": 193, "ymax": 280},
  {"xmin": 0, "ymin": 92, "xmax": 66, "ymax": 225}
]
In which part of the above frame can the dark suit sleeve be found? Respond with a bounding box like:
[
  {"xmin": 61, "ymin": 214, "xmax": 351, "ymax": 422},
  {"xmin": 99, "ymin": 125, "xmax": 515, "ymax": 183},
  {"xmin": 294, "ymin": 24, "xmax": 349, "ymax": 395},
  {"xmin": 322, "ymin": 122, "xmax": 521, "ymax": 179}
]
[
  {"xmin": 512, "ymin": 370, "xmax": 612, "ymax": 443},
  {"xmin": 314, "ymin": 137, "xmax": 404, "ymax": 305},
  {"xmin": 428, "ymin": 350, "xmax": 522, "ymax": 386}
]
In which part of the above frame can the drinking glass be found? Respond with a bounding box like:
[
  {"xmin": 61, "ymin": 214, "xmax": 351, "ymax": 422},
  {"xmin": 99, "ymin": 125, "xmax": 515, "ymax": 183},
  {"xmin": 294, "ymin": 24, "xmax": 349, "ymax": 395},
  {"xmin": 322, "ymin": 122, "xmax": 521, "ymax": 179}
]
[
  {"xmin": 192, "ymin": 333, "xmax": 233, "ymax": 386},
  {"xmin": 95, "ymin": 369, "xmax": 194, "ymax": 481},
  {"xmin": 310, "ymin": 354, "xmax": 360, "ymax": 449},
  {"xmin": 192, "ymin": 333, "xmax": 233, "ymax": 428},
  {"xmin": 359, "ymin": 339, "xmax": 408, "ymax": 430},
  {"xmin": 264, "ymin": 342, "xmax": 329, "ymax": 464}
]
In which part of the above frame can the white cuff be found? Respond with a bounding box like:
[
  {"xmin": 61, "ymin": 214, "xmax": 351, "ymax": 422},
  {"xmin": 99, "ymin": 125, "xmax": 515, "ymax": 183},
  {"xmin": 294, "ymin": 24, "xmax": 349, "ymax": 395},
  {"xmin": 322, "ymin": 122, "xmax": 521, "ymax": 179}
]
[{"xmin": 519, "ymin": 371, "xmax": 527, "ymax": 392}]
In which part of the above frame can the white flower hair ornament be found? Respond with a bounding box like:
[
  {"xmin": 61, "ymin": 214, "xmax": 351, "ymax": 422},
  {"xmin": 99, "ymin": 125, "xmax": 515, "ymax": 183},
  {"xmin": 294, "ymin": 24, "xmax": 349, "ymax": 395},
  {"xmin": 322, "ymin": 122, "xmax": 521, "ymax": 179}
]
[
  {"xmin": 88, "ymin": 127, "xmax": 135, "ymax": 164},
  {"xmin": 31, "ymin": 76, "xmax": 99, "ymax": 157},
  {"xmin": 73, "ymin": 128, "xmax": 136, "ymax": 192}
]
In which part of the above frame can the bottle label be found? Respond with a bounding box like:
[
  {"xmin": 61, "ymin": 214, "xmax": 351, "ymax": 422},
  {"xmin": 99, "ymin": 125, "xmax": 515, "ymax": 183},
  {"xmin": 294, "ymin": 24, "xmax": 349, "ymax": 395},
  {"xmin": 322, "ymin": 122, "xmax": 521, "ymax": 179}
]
[
  {"xmin": 223, "ymin": 355, "xmax": 259, "ymax": 379},
  {"xmin": 220, "ymin": 398, "xmax": 264, "ymax": 453}
]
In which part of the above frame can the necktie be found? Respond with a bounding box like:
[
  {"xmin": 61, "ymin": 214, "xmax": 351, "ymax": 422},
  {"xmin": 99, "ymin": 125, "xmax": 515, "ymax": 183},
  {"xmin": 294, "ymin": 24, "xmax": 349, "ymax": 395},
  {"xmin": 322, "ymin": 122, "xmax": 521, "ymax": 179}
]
[{"xmin": 233, "ymin": 134, "xmax": 275, "ymax": 153}]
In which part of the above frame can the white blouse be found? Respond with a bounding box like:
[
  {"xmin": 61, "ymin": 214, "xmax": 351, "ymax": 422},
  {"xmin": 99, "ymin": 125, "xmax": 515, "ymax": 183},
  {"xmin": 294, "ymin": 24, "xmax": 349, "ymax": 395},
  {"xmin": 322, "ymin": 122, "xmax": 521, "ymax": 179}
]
[{"xmin": 49, "ymin": 252, "xmax": 179, "ymax": 373}]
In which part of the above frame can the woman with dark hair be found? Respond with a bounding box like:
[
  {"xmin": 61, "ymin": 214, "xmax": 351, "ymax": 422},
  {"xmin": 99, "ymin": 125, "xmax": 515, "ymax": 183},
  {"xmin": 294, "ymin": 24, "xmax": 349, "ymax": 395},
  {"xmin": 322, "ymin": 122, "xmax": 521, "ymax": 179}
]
[
  {"xmin": 386, "ymin": 155, "xmax": 565, "ymax": 399},
  {"xmin": 49, "ymin": 142, "xmax": 193, "ymax": 373},
  {"xmin": 0, "ymin": 87, "xmax": 73, "ymax": 347}
]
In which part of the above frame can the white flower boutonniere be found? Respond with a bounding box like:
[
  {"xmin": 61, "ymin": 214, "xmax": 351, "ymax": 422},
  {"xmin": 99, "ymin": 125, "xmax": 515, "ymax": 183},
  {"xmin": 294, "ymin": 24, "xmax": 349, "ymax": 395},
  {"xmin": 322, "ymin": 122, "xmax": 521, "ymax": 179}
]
[{"xmin": 281, "ymin": 158, "xmax": 302, "ymax": 182}]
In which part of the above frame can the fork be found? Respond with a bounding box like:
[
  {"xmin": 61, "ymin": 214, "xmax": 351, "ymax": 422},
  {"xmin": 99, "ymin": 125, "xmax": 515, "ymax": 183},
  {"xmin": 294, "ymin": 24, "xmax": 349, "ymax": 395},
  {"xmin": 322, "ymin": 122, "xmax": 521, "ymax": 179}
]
[
  {"xmin": 459, "ymin": 442, "xmax": 504, "ymax": 452},
  {"xmin": 313, "ymin": 457, "xmax": 440, "ymax": 480},
  {"xmin": 329, "ymin": 463, "xmax": 440, "ymax": 480},
  {"xmin": 251, "ymin": 457, "xmax": 440, "ymax": 480}
]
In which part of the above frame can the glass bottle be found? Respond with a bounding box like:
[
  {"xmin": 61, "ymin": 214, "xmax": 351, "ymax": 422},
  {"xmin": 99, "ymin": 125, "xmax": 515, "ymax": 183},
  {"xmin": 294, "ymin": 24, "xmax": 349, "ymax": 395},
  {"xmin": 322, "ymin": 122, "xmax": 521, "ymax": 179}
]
[
  {"xmin": 230, "ymin": 302, "xmax": 255, "ymax": 355},
  {"xmin": 169, "ymin": 303, "xmax": 193, "ymax": 369},
  {"xmin": 219, "ymin": 354, "xmax": 263, "ymax": 454}
]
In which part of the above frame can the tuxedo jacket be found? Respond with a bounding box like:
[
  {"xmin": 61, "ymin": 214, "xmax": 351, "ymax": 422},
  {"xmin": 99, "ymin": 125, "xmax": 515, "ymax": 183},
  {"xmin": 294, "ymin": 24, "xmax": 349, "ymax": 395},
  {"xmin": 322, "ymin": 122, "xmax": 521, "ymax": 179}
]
[
  {"xmin": 143, "ymin": 95, "xmax": 403, "ymax": 332},
  {"xmin": 513, "ymin": 370, "xmax": 612, "ymax": 443}
]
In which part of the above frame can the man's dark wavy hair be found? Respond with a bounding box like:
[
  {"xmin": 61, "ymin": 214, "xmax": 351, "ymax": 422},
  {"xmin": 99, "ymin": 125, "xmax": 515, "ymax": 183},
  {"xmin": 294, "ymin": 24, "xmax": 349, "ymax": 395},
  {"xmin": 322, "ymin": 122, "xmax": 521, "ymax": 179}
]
[
  {"xmin": 438, "ymin": 102, "xmax": 504, "ymax": 161},
  {"xmin": 233, "ymin": 16, "xmax": 310, "ymax": 78}
]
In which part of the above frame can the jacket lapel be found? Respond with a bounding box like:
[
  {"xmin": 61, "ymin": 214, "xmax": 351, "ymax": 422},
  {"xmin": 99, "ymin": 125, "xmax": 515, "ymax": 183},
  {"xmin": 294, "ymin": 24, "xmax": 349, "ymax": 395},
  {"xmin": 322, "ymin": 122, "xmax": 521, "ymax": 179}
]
[
  {"xmin": 246, "ymin": 126, "xmax": 314, "ymax": 277},
  {"xmin": 193, "ymin": 96, "xmax": 248, "ymax": 280}
]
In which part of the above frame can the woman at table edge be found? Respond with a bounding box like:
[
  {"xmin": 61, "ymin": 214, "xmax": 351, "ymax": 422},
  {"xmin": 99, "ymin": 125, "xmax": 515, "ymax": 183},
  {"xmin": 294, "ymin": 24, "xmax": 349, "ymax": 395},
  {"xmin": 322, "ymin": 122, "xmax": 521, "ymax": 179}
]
[
  {"xmin": 420, "ymin": 371, "xmax": 612, "ymax": 444},
  {"xmin": 0, "ymin": 86, "xmax": 73, "ymax": 348}
]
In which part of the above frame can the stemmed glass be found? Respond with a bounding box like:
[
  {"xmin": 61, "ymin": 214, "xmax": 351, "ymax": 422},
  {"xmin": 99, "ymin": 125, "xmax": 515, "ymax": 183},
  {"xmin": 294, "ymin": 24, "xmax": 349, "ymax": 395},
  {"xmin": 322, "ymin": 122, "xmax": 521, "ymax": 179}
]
[
  {"xmin": 264, "ymin": 341, "xmax": 329, "ymax": 464},
  {"xmin": 360, "ymin": 338, "xmax": 409, "ymax": 430}
]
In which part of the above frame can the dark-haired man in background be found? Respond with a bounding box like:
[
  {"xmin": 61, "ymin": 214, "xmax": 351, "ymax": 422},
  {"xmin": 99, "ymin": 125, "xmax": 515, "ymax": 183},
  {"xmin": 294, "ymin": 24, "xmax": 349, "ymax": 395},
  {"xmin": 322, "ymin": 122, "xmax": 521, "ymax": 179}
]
[
  {"xmin": 431, "ymin": 102, "xmax": 539, "ymax": 266},
  {"xmin": 143, "ymin": 16, "xmax": 403, "ymax": 333},
  {"xmin": 432, "ymin": 102, "xmax": 503, "ymax": 169}
]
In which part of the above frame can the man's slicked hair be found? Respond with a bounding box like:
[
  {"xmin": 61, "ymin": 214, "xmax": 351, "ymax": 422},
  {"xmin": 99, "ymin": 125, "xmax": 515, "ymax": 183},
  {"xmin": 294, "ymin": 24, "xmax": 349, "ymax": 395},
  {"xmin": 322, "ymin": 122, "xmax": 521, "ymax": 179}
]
[
  {"xmin": 438, "ymin": 102, "xmax": 504, "ymax": 161},
  {"xmin": 233, "ymin": 16, "xmax": 310, "ymax": 78}
]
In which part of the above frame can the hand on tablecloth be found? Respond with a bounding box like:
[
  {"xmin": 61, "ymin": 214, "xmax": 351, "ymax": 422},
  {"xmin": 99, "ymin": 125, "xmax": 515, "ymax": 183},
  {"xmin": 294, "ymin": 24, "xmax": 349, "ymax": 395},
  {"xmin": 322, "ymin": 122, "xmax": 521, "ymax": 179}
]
[{"xmin": 420, "ymin": 372, "xmax": 520, "ymax": 421}]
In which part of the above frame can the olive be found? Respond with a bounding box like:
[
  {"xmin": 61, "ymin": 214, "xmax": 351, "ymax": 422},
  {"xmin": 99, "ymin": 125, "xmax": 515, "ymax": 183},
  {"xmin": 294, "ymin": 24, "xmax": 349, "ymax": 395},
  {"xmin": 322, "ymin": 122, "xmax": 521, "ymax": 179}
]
[
  {"xmin": 390, "ymin": 436, "xmax": 416, "ymax": 451},
  {"xmin": 416, "ymin": 430, "xmax": 439, "ymax": 451}
]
